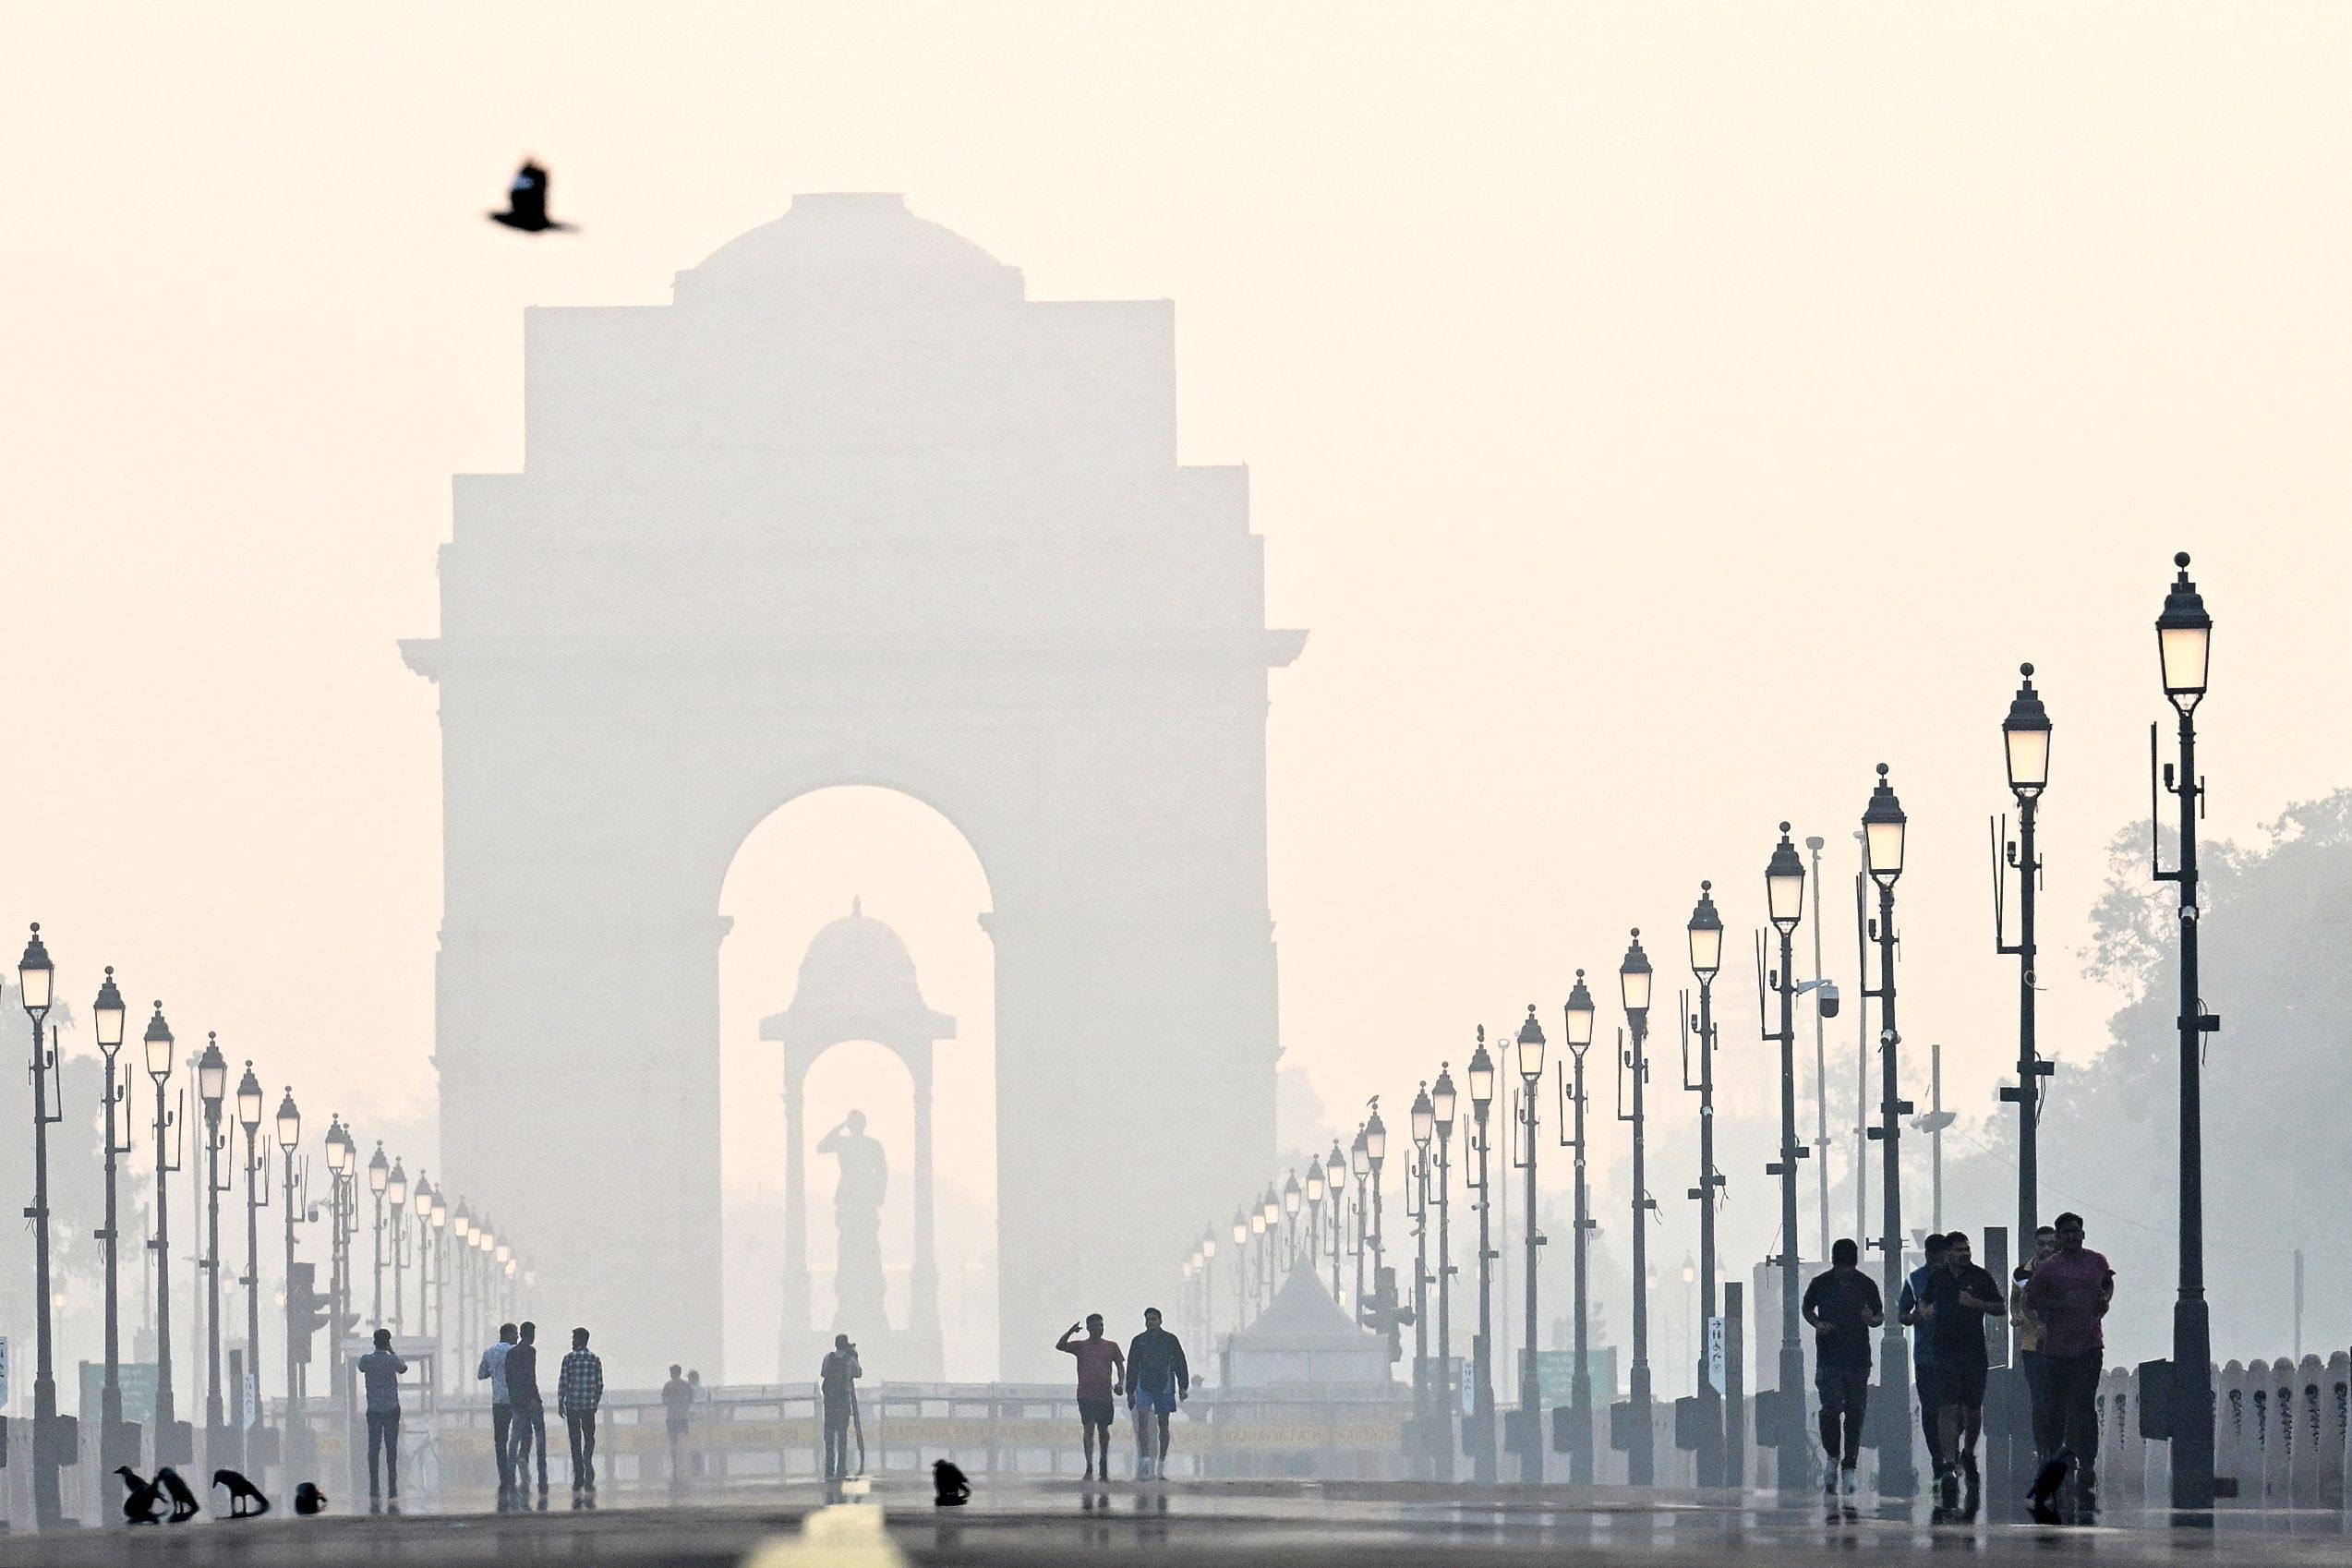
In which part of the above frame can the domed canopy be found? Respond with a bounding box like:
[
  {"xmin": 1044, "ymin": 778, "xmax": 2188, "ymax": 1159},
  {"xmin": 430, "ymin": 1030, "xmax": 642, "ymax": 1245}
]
[
  {"xmin": 674, "ymin": 192, "xmax": 1024, "ymax": 308},
  {"xmin": 762, "ymin": 898, "xmax": 955, "ymax": 1060}
]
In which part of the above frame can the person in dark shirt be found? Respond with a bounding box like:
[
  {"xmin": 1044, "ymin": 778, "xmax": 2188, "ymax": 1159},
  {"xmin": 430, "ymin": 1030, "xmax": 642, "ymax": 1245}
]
[
  {"xmin": 661, "ymin": 1364, "xmax": 694, "ymax": 1489},
  {"xmin": 1919, "ymin": 1232, "xmax": 2003, "ymax": 1498},
  {"xmin": 820, "ymin": 1335, "xmax": 863, "ymax": 1482},
  {"xmin": 1125, "ymin": 1308, "xmax": 1190, "ymax": 1481},
  {"xmin": 1801, "ymin": 1238, "xmax": 1885, "ymax": 1496},
  {"xmin": 2021, "ymin": 1211, "xmax": 2115, "ymax": 1493},
  {"xmin": 1897, "ymin": 1233, "xmax": 1950, "ymax": 1476},
  {"xmin": 356, "ymin": 1328, "xmax": 409, "ymax": 1508},
  {"xmin": 1057, "ymin": 1314, "xmax": 1127, "ymax": 1480},
  {"xmin": 505, "ymin": 1321, "xmax": 549, "ymax": 1502}
]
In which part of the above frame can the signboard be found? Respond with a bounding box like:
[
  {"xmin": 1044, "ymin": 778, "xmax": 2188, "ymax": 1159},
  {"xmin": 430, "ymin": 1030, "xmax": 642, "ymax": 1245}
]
[
  {"xmin": 78, "ymin": 1361, "xmax": 161, "ymax": 1429},
  {"xmin": 245, "ymin": 1368, "xmax": 260, "ymax": 1429},
  {"xmin": 1531, "ymin": 1347, "xmax": 1618, "ymax": 1407},
  {"xmin": 1707, "ymin": 1317, "xmax": 1726, "ymax": 1393}
]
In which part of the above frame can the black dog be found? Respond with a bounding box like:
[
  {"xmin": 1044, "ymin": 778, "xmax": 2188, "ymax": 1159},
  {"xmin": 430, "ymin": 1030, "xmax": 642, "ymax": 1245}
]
[
  {"xmin": 933, "ymin": 1458, "xmax": 971, "ymax": 1507},
  {"xmin": 214, "ymin": 1467, "xmax": 271, "ymax": 1518},
  {"xmin": 155, "ymin": 1466, "xmax": 203, "ymax": 1523},
  {"xmin": 295, "ymin": 1480, "xmax": 331, "ymax": 1516},
  {"xmin": 117, "ymin": 1466, "xmax": 168, "ymax": 1525}
]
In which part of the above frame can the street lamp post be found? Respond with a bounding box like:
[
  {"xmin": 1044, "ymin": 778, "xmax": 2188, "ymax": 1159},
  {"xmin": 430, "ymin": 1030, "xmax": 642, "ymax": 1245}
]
[
  {"xmin": 1618, "ymin": 931, "xmax": 1657, "ymax": 1487},
  {"xmin": 235, "ymin": 1062, "xmax": 265, "ymax": 1466},
  {"xmin": 198, "ymin": 1032, "xmax": 231, "ymax": 1464},
  {"xmin": 2153, "ymin": 552, "xmax": 2217, "ymax": 1510},
  {"xmin": 388, "ymin": 1159, "xmax": 409, "ymax": 1334},
  {"xmin": 1431, "ymin": 1064, "xmax": 1458, "ymax": 1481},
  {"xmin": 275, "ymin": 1089, "xmax": 302, "ymax": 1467},
  {"xmin": 1559, "ymin": 980, "xmax": 1596, "ymax": 1482},
  {"xmin": 1282, "ymin": 1170, "xmax": 1303, "ymax": 1272},
  {"xmin": 1364, "ymin": 1102, "xmax": 1388, "ymax": 1312},
  {"xmin": 453, "ymin": 1204, "xmax": 475, "ymax": 1374},
  {"xmin": 146, "ymin": 1001, "xmax": 183, "ymax": 1465},
  {"xmin": 1200, "ymin": 1232, "xmax": 1218, "ymax": 1361},
  {"xmin": 1762, "ymin": 826, "xmax": 1811, "ymax": 1495},
  {"xmin": 18, "ymin": 927, "xmax": 61, "ymax": 1526},
  {"xmin": 93, "ymin": 969, "xmax": 133, "ymax": 1471},
  {"xmin": 1860, "ymin": 771, "xmax": 1915, "ymax": 1499},
  {"xmin": 1407, "ymin": 1081, "xmax": 1433, "ymax": 1477},
  {"xmin": 1514, "ymin": 1001, "xmax": 1552, "ymax": 1485},
  {"xmin": 1996, "ymin": 665, "xmax": 2054, "ymax": 1257},
  {"xmin": 1466, "ymin": 1032, "xmax": 1498, "ymax": 1483},
  {"xmin": 1260, "ymin": 1186, "xmax": 1281, "ymax": 1310},
  {"xmin": 1325, "ymin": 1141, "xmax": 1347, "ymax": 1304},
  {"xmin": 1231, "ymin": 1212, "xmax": 1248, "ymax": 1332},
  {"xmin": 1349, "ymin": 1127, "xmax": 1370, "ymax": 1315},
  {"xmin": 324, "ymin": 1117, "xmax": 356, "ymax": 1488},
  {"xmin": 1684, "ymin": 885, "xmax": 1726, "ymax": 1487},
  {"xmin": 368, "ymin": 1143, "xmax": 390, "ymax": 1329}
]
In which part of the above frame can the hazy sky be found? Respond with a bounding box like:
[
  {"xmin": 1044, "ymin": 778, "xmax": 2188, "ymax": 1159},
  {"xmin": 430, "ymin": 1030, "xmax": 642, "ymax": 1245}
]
[{"xmin": 4, "ymin": 4, "xmax": 2347, "ymax": 1360}]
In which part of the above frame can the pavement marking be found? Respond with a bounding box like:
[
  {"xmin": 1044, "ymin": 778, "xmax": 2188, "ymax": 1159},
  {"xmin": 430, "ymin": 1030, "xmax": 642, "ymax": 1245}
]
[{"xmin": 742, "ymin": 1502, "xmax": 906, "ymax": 1568}]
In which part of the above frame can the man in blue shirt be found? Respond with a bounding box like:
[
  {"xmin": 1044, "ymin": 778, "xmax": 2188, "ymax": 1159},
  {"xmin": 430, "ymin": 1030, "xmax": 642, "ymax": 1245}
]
[
  {"xmin": 477, "ymin": 1322, "xmax": 518, "ymax": 1505},
  {"xmin": 1897, "ymin": 1233, "xmax": 1949, "ymax": 1479},
  {"xmin": 356, "ymin": 1328, "xmax": 409, "ymax": 1510}
]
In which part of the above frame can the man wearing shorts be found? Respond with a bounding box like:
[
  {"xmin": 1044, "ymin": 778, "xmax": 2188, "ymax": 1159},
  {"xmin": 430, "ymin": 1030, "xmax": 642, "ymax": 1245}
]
[
  {"xmin": 1921, "ymin": 1231, "xmax": 2004, "ymax": 1502},
  {"xmin": 1056, "ymin": 1315, "xmax": 1126, "ymax": 1480},
  {"xmin": 1898, "ymin": 1232, "xmax": 1950, "ymax": 1478},
  {"xmin": 1124, "ymin": 1308, "xmax": 1190, "ymax": 1481}
]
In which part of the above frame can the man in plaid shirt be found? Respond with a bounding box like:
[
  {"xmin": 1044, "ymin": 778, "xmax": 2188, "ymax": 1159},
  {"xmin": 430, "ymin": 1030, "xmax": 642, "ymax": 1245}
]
[{"xmin": 557, "ymin": 1327, "xmax": 606, "ymax": 1495}]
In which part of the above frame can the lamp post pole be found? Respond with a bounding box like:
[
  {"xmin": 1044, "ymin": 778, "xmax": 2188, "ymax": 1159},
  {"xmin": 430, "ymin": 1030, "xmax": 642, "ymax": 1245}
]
[
  {"xmin": 1763, "ymin": 826, "xmax": 1810, "ymax": 1496},
  {"xmin": 198, "ymin": 1033, "xmax": 231, "ymax": 1465},
  {"xmin": 1514, "ymin": 1005, "xmax": 1550, "ymax": 1485},
  {"xmin": 1349, "ymin": 1128, "xmax": 1370, "ymax": 1316},
  {"xmin": 389, "ymin": 1160, "xmax": 409, "ymax": 1335},
  {"xmin": 2153, "ymin": 552, "xmax": 2216, "ymax": 1511},
  {"xmin": 93, "ymin": 970, "xmax": 131, "ymax": 1471},
  {"xmin": 1283, "ymin": 1171, "xmax": 1303, "ymax": 1274},
  {"xmin": 1467, "ymin": 1034, "xmax": 1498, "ymax": 1484},
  {"xmin": 1432, "ymin": 1066, "xmax": 1458, "ymax": 1481},
  {"xmin": 1807, "ymin": 838, "xmax": 1831, "ymax": 1259},
  {"xmin": 1366, "ymin": 1103, "xmax": 1389, "ymax": 1321},
  {"xmin": 1618, "ymin": 932, "xmax": 1657, "ymax": 1486},
  {"xmin": 147, "ymin": 1003, "xmax": 182, "ymax": 1465},
  {"xmin": 1559, "ymin": 982, "xmax": 1596, "ymax": 1482},
  {"xmin": 235, "ymin": 1063, "xmax": 265, "ymax": 1467},
  {"xmin": 1860, "ymin": 769, "xmax": 1915, "ymax": 1499},
  {"xmin": 276, "ymin": 1091, "xmax": 302, "ymax": 1470},
  {"xmin": 1684, "ymin": 886, "xmax": 1726, "ymax": 1487},
  {"xmin": 1325, "ymin": 1142, "xmax": 1347, "ymax": 1305},
  {"xmin": 18, "ymin": 928, "xmax": 61, "ymax": 1526},
  {"xmin": 1407, "ymin": 1083, "xmax": 1434, "ymax": 1478},
  {"xmin": 368, "ymin": 1144, "xmax": 390, "ymax": 1330},
  {"xmin": 1997, "ymin": 665, "xmax": 2054, "ymax": 1250}
]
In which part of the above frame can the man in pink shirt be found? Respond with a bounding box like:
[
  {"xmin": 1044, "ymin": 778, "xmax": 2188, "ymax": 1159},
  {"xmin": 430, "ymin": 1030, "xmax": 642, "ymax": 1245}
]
[
  {"xmin": 1056, "ymin": 1314, "xmax": 1126, "ymax": 1480},
  {"xmin": 2022, "ymin": 1212, "xmax": 2114, "ymax": 1494}
]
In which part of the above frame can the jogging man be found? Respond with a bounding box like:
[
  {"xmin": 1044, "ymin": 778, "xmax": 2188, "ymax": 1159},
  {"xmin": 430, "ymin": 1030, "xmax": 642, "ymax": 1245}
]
[
  {"xmin": 356, "ymin": 1327, "xmax": 409, "ymax": 1510},
  {"xmin": 2022, "ymin": 1212, "xmax": 2114, "ymax": 1498},
  {"xmin": 558, "ymin": 1327, "xmax": 605, "ymax": 1496},
  {"xmin": 476, "ymin": 1321, "xmax": 518, "ymax": 1505},
  {"xmin": 1802, "ymin": 1238, "xmax": 1884, "ymax": 1498},
  {"xmin": 2012, "ymin": 1224, "xmax": 2058, "ymax": 1460},
  {"xmin": 820, "ymin": 1334, "xmax": 863, "ymax": 1482},
  {"xmin": 1125, "ymin": 1307, "xmax": 1190, "ymax": 1481},
  {"xmin": 1921, "ymin": 1231, "xmax": 2004, "ymax": 1501},
  {"xmin": 1897, "ymin": 1232, "xmax": 1949, "ymax": 1478},
  {"xmin": 1056, "ymin": 1314, "xmax": 1127, "ymax": 1480}
]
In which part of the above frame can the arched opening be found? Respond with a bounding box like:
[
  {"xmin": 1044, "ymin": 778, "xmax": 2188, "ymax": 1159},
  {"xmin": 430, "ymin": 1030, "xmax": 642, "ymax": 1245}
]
[{"xmin": 718, "ymin": 786, "xmax": 997, "ymax": 1383}]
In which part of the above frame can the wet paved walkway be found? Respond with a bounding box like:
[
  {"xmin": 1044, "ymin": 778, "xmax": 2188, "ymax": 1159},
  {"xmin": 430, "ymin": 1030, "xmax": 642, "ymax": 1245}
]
[{"xmin": 10, "ymin": 1476, "xmax": 2352, "ymax": 1567}]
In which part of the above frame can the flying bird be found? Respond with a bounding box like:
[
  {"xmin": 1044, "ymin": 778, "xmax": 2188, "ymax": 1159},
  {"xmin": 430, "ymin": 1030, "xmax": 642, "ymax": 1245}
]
[
  {"xmin": 213, "ymin": 1467, "xmax": 271, "ymax": 1518},
  {"xmin": 489, "ymin": 159, "xmax": 575, "ymax": 234}
]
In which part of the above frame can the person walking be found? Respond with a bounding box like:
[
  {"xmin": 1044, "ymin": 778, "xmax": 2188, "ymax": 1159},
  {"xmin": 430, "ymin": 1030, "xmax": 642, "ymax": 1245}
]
[
  {"xmin": 1801, "ymin": 1238, "xmax": 1884, "ymax": 1499},
  {"xmin": 1897, "ymin": 1232, "xmax": 1950, "ymax": 1478},
  {"xmin": 2021, "ymin": 1212, "xmax": 2114, "ymax": 1501},
  {"xmin": 662, "ymin": 1364, "xmax": 695, "ymax": 1488},
  {"xmin": 558, "ymin": 1326, "xmax": 605, "ymax": 1496},
  {"xmin": 1124, "ymin": 1307, "xmax": 1189, "ymax": 1481},
  {"xmin": 476, "ymin": 1321, "xmax": 518, "ymax": 1505},
  {"xmin": 1056, "ymin": 1314, "xmax": 1127, "ymax": 1480},
  {"xmin": 2012, "ymin": 1224, "xmax": 2058, "ymax": 1460},
  {"xmin": 1921, "ymin": 1232, "xmax": 2004, "ymax": 1502},
  {"xmin": 356, "ymin": 1327, "xmax": 410, "ymax": 1511},
  {"xmin": 820, "ymin": 1334, "xmax": 863, "ymax": 1482},
  {"xmin": 506, "ymin": 1321, "xmax": 549, "ymax": 1505}
]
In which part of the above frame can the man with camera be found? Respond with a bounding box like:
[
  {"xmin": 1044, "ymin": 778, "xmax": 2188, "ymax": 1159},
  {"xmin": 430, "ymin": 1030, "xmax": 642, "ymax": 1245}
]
[{"xmin": 820, "ymin": 1333, "xmax": 864, "ymax": 1481}]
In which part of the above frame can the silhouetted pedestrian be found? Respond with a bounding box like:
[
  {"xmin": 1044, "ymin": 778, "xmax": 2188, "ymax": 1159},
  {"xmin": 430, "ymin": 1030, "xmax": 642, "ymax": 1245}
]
[
  {"xmin": 559, "ymin": 1327, "xmax": 604, "ymax": 1495},
  {"xmin": 662, "ymin": 1364, "xmax": 694, "ymax": 1488},
  {"xmin": 1056, "ymin": 1315, "xmax": 1126, "ymax": 1480},
  {"xmin": 1125, "ymin": 1308, "xmax": 1188, "ymax": 1481},
  {"xmin": 2013, "ymin": 1224, "xmax": 2058, "ymax": 1459},
  {"xmin": 1802, "ymin": 1239, "xmax": 1883, "ymax": 1498},
  {"xmin": 820, "ymin": 1335, "xmax": 862, "ymax": 1480},
  {"xmin": 506, "ymin": 1321, "xmax": 549, "ymax": 1502},
  {"xmin": 1897, "ymin": 1233, "xmax": 1950, "ymax": 1476},
  {"xmin": 476, "ymin": 1322, "xmax": 518, "ymax": 1505},
  {"xmin": 1921, "ymin": 1232, "xmax": 2003, "ymax": 1502},
  {"xmin": 356, "ymin": 1328, "xmax": 408, "ymax": 1509}
]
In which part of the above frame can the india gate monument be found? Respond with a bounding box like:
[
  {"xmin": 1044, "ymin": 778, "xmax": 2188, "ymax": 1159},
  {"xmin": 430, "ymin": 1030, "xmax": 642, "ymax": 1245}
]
[{"xmin": 404, "ymin": 193, "xmax": 1301, "ymax": 1382}]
